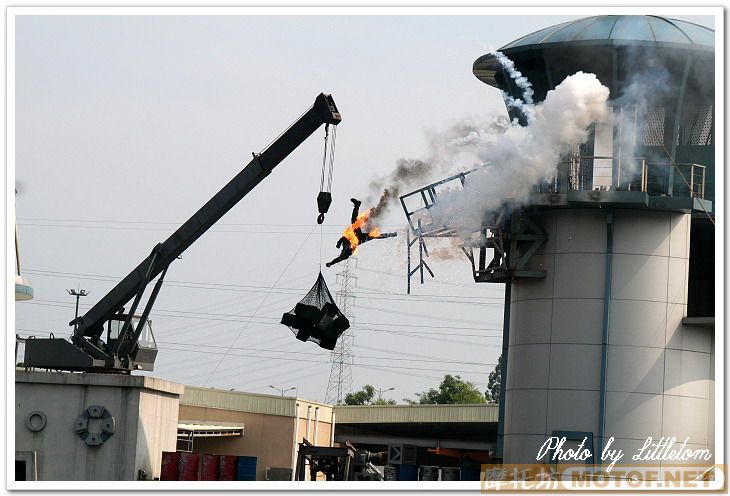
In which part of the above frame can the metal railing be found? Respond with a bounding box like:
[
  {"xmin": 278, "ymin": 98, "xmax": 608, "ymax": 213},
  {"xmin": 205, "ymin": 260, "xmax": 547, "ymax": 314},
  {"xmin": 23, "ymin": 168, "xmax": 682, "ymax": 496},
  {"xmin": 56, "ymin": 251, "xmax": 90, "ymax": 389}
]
[{"xmin": 537, "ymin": 156, "xmax": 705, "ymax": 199}]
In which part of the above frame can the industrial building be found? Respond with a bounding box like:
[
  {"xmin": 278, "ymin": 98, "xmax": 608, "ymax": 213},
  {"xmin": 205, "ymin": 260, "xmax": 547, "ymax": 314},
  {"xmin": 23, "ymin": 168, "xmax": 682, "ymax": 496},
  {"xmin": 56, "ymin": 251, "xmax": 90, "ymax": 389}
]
[{"xmin": 176, "ymin": 388, "xmax": 496, "ymax": 481}]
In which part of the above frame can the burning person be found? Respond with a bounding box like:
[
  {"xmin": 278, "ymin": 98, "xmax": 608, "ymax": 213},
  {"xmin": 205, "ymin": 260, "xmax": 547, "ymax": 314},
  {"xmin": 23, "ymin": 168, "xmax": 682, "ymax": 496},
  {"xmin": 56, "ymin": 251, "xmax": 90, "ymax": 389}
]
[{"xmin": 325, "ymin": 198, "xmax": 397, "ymax": 267}]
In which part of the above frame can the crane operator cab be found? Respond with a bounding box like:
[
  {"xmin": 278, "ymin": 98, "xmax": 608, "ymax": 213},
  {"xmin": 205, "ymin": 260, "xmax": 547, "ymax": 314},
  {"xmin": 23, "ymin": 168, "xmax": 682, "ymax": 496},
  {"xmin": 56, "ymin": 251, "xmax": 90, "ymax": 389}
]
[{"xmin": 106, "ymin": 315, "xmax": 158, "ymax": 371}]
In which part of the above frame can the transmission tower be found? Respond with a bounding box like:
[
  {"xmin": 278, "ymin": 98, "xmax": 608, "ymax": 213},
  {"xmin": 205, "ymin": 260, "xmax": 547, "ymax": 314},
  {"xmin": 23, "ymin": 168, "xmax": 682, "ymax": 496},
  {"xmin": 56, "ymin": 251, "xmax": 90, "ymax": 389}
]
[{"xmin": 324, "ymin": 257, "xmax": 356, "ymax": 405}]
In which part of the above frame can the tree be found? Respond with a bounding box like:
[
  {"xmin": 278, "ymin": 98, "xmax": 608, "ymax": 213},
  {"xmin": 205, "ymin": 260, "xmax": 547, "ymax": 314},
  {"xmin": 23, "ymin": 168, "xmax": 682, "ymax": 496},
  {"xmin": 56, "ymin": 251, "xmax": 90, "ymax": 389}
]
[
  {"xmin": 411, "ymin": 374, "xmax": 487, "ymax": 404},
  {"xmin": 485, "ymin": 354, "xmax": 502, "ymax": 404},
  {"xmin": 344, "ymin": 385, "xmax": 396, "ymax": 405}
]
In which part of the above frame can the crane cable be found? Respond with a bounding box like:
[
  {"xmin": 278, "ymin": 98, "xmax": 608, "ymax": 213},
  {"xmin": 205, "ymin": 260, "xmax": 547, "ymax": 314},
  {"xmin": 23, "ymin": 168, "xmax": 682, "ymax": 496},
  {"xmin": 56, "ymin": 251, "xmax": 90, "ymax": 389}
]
[
  {"xmin": 318, "ymin": 124, "xmax": 338, "ymax": 266},
  {"xmin": 318, "ymin": 123, "xmax": 337, "ymax": 194},
  {"xmin": 327, "ymin": 124, "xmax": 337, "ymax": 191},
  {"xmin": 319, "ymin": 124, "xmax": 330, "ymax": 194},
  {"xmin": 318, "ymin": 125, "xmax": 329, "ymax": 267}
]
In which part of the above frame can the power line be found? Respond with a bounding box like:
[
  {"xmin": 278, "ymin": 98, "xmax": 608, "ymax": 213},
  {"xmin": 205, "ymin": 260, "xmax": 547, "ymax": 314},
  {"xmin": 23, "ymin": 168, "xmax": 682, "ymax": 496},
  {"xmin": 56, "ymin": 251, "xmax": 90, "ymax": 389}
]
[
  {"xmin": 22, "ymin": 306, "xmax": 502, "ymax": 343},
  {"xmin": 17, "ymin": 217, "xmax": 403, "ymax": 229},
  {"xmin": 23, "ymin": 268, "xmax": 507, "ymax": 303},
  {"xmin": 154, "ymin": 340, "xmax": 493, "ymax": 367},
  {"xmin": 202, "ymin": 225, "xmax": 318, "ymax": 386},
  {"xmin": 18, "ymin": 222, "xmax": 348, "ymax": 235},
  {"xmin": 145, "ymin": 345, "xmax": 490, "ymax": 375},
  {"xmin": 23, "ymin": 299, "xmax": 505, "ymax": 333}
]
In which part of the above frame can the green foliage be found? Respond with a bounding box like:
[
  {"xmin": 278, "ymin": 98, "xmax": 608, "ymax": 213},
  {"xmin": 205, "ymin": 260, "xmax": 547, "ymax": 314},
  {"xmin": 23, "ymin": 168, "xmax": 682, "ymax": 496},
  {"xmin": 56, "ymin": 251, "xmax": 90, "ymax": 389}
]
[
  {"xmin": 344, "ymin": 385, "xmax": 376, "ymax": 405},
  {"xmin": 412, "ymin": 374, "xmax": 487, "ymax": 405},
  {"xmin": 485, "ymin": 354, "xmax": 502, "ymax": 404},
  {"xmin": 344, "ymin": 385, "xmax": 396, "ymax": 405}
]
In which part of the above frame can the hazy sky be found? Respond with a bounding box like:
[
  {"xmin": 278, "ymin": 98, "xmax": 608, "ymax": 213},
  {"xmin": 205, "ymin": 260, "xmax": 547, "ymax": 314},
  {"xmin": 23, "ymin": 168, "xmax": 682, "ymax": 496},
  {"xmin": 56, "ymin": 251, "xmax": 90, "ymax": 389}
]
[{"xmin": 13, "ymin": 11, "xmax": 715, "ymax": 403}]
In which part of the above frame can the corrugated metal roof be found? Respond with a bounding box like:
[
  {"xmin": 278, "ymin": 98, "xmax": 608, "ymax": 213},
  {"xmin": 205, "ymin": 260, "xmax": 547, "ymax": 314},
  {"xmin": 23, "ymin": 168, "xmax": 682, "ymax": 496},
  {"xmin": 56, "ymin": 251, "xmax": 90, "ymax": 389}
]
[
  {"xmin": 333, "ymin": 404, "xmax": 499, "ymax": 424},
  {"xmin": 180, "ymin": 386, "xmax": 333, "ymax": 420}
]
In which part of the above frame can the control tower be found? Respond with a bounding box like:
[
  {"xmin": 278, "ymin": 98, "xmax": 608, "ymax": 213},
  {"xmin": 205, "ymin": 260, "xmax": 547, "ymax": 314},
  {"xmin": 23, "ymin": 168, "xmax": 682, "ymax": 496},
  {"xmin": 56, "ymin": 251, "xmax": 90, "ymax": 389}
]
[
  {"xmin": 475, "ymin": 15, "xmax": 715, "ymax": 464},
  {"xmin": 403, "ymin": 15, "xmax": 715, "ymax": 465}
]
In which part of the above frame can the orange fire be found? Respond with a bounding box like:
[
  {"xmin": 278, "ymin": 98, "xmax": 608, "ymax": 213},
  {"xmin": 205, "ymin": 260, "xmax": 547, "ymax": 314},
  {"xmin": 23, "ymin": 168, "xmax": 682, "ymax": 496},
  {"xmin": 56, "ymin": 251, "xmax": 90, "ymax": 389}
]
[{"xmin": 342, "ymin": 208, "xmax": 380, "ymax": 253}]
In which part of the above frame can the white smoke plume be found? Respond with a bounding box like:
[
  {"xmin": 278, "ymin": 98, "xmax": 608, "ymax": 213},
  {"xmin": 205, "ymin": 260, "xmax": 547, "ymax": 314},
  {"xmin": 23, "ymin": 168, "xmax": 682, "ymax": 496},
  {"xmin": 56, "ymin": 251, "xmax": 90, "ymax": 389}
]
[
  {"xmin": 610, "ymin": 63, "xmax": 673, "ymax": 183},
  {"xmin": 428, "ymin": 71, "xmax": 610, "ymax": 235},
  {"xmin": 367, "ymin": 56, "xmax": 610, "ymax": 236},
  {"xmin": 367, "ymin": 114, "xmax": 511, "ymax": 222},
  {"xmin": 493, "ymin": 51, "xmax": 535, "ymax": 123}
]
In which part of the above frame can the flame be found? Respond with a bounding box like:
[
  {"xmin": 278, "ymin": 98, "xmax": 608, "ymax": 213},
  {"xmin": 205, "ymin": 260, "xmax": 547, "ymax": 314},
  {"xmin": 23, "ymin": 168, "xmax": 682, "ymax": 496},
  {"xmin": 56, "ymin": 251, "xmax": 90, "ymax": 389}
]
[{"xmin": 341, "ymin": 208, "xmax": 380, "ymax": 253}]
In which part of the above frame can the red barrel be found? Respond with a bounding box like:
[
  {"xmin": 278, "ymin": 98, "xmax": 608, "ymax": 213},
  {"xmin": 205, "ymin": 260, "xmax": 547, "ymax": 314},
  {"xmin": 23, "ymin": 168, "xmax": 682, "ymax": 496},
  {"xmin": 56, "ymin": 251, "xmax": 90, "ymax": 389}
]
[
  {"xmin": 201, "ymin": 454, "xmax": 220, "ymax": 481},
  {"xmin": 179, "ymin": 452, "xmax": 201, "ymax": 481},
  {"xmin": 160, "ymin": 451, "xmax": 180, "ymax": 481},
  {"xmin": 219, "ymin": 455, "xmax": 237, "ymax": 481}
]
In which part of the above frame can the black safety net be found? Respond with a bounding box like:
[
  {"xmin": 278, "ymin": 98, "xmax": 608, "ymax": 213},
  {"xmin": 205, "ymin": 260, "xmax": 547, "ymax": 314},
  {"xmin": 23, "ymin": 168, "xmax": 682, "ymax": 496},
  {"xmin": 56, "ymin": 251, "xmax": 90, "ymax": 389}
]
[{"xmin": 281, "ymin": 272, "xmax": 350, "ymax": 350}]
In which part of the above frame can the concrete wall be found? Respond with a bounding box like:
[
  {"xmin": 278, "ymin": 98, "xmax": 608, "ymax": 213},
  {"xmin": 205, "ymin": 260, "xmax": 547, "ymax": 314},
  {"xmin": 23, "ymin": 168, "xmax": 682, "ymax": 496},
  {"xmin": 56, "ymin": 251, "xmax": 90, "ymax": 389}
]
[
  {"xmin": 179, "ymin": 405, "xmax": 295, "ymax": 480},
  {"xmin": 503, "ymin": 209, "xmax": 714, "ymax": 465},
  {"xmin": 15, "ymin": 371, "xmax": 183, "ymax": 480},
  {"xmin": 136, "ymin": 384, "xmax": 184, "ymax": 479},
  {"xmin": 179, "ymin": 402, "xmax": 333, "ymax": 481}
]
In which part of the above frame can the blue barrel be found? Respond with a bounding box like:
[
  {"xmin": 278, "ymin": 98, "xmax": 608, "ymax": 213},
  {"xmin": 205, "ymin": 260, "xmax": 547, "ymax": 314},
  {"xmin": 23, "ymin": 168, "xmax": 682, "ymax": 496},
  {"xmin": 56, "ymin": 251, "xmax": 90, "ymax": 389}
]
[
  {"xmin": 398, "ymin": 464, "xmax": 418, "ymax": 481},
  {"xmin": 235, "ymin": 455, "xmax": 257, "ymax": 481}
]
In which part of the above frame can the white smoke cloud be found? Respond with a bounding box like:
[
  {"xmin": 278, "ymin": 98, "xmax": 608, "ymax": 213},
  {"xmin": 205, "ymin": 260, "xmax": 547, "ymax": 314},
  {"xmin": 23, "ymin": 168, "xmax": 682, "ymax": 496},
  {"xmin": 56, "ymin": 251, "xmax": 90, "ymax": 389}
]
[
  {"xmin": 366, "ymin": 114, "xmax": 511, "ymax": 222},
  {"xmin": 610, "ymin": 63, "xmax": 673, "ymax": 183},
  {"xmin": 428, "ymin": 71, "xmax": 611, "ymax": 235},
  {"xmin": 367, "ymin": 55, "xmax": 611, "ymax": 239},
  {"xmin": 494, "ymin": 51, "xmax": 535, "ymax": 123}
]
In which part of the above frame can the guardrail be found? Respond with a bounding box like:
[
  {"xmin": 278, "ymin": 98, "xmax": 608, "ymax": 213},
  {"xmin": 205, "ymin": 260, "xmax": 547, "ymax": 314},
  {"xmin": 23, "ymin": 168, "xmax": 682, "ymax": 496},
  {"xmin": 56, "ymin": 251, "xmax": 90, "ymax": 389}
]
[{"xmin": 536, "ymin": 156, "xmax": 705, "ymax": 199}]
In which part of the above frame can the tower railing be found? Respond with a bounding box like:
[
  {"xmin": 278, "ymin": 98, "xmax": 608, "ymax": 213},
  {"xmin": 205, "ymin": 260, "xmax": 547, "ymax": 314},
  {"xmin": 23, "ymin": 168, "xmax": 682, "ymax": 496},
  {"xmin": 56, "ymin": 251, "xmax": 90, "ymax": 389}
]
[{"xmin": 537, "ymin": 156, "xmax": 705, "ymax": 199}]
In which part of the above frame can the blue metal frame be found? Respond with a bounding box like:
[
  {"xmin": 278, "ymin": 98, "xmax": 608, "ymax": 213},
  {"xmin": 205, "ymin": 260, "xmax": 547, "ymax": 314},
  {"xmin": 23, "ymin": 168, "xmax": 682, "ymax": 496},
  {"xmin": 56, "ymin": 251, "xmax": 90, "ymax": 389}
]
[
  {"xmin": 496, "ymin": 282, "xmax": 511, "ymax": 459},
  {"xmin": 598, "ymin": 209, "xmax": 613, "ymax": 464}
]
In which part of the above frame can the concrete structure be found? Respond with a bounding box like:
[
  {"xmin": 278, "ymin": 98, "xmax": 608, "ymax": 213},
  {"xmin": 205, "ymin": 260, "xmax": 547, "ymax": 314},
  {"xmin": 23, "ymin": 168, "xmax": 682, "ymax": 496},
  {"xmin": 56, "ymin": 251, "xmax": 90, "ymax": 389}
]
[
  {"xmin": 502, "ymin": 209, "xmax": 713, "ymax": 462},
  {"xmin": 178, "ymin": 386, "xmax": 334, "ymax": 481},
  {"xmin": 470, "ymin": 16, "xmax": 715, "ymax": 465},
  {"xmin": 335, "ymin": 403, "xmax": 497, "ymax": 476},
  {"xmin": 334, "ymin": 403, "xmax": 498, "ymax": 451},
  {"xmin": 15, "ymin": 371, "xmax": 183, "ymax": 480}
]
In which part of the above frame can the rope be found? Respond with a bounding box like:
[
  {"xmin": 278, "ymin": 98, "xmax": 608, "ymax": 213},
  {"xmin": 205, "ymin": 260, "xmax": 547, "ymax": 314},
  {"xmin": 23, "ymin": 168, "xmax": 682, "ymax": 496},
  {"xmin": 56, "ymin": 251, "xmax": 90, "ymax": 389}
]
[
  {"xmin": 202, "ymin": 224, "xmax": 319, "ymax": 386},
  {"xmin": 319, "ymin": 124, "xmax": 329, "ymax": 192}
]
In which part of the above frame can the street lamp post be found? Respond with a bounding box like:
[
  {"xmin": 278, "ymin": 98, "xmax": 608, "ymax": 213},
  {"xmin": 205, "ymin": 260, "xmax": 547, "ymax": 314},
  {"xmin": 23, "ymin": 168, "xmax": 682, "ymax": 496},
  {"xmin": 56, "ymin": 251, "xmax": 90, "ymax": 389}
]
[
  {"xmin": 376, "ymin": 387, "xmax": 395, "ymax": 402},
  {"xmin": 269, "ymin": 385, "xmax": 296, "ymax": 397},
  {"xmin": 66, "ymin": 288, "xmax": 89, "ymax": 332}
]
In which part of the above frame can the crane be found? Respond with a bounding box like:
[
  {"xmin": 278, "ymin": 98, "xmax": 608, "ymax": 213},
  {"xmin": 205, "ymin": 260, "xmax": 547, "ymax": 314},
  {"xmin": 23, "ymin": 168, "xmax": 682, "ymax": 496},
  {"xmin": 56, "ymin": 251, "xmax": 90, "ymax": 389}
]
[{"xmin": 24, "ymin": 93, "xmax": 341, "ymax": 373}]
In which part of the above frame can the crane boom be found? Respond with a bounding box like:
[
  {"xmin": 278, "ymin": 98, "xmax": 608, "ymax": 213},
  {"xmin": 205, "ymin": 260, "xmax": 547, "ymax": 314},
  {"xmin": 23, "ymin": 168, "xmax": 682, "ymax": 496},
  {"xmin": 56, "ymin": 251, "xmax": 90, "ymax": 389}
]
[{"xmin": 24, "ymin": 93, "xmax": 341, "ymax": 372}]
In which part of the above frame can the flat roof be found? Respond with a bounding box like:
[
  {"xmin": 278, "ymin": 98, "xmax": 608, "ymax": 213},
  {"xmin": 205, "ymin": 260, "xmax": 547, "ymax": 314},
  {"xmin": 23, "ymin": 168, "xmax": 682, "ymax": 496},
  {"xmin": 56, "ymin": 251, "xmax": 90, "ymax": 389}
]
[
  {"xmin": 16, "ymin": 370, "xmax": 185, "ymax": 396},
  {"xmin": 333, "ymin": 404, "xmax": 499, "ymax": 424},
  {"xmin": 180, "ymin": 386, "xmax": 332, "ymax": 419}
]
